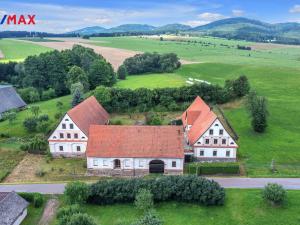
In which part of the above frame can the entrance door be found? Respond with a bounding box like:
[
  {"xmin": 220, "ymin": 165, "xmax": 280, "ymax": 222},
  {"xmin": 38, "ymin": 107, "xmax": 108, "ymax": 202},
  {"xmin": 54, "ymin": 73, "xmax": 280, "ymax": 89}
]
[{"xmin": 149, "ymin": 160, "xmax": 165, "ymax": 173}]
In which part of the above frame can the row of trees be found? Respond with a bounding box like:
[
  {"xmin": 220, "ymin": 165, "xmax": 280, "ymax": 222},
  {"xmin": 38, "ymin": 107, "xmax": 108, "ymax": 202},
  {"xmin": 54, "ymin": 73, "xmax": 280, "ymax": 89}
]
[
  {"xmin": 123, "ymin": 52, "xmax": 181, "ymax": 75},
  {"xmin": 93, "ymin": 76, "xmax": 250, "ymax": 113},
  {"xmin": 0, "ymin": 45, "xmax": 116, "ymax": 102}
]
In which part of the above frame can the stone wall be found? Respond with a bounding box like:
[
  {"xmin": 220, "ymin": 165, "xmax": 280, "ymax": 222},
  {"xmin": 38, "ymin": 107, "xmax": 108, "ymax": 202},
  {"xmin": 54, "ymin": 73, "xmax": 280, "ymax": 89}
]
[
  {"xmin": 196, "ymin": 157, "xmax": 236, "ymax": 162},
  {"xmin": 52, "ymin": 152, "xmax": 86, "ymax": 158}
]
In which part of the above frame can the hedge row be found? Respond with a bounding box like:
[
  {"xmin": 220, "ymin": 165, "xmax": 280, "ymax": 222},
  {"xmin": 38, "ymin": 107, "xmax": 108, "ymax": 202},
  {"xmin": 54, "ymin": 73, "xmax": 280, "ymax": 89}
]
[
  {"xmin": 185, "ymin": 162, "xmax": 240, "ymax": 175},
  {"xmin": 88, "ymin": 175, "xmax": 225, "ymax": 206},
  {"xmin": 19, "ymin": 192, "xmax": 44, "ymax": 208}
]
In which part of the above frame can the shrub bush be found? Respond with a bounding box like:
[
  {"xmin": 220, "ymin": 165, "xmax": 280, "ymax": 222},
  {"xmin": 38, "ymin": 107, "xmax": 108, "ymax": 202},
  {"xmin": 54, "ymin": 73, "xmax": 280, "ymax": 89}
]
[
  {"xmin": 20, "ymin": 134, "xmax": 48, "ymax": 154},
  {"xmin": 64, "ymin": 181, "xmax": 90, "ymax": 204},
  {"xmin": 132, "ymin": 211, "xmax": 162, "ymax": 225},
  {"xmin": 134, "ymin": 189, "xmax": 154, "ymax": 212},
  {"xmin": 88, "ymin": 175, "xmax": 225, "ymax": 206},
  {"xmin": 185, "ymin": 162, "xmax": 240, "ymax": 175},
  {"xmin": 23, "ymin": 117, "xmax": 38, "ymax": 132},
  {"xmin": 19, "ymin": 192, "xmax": 44, "ymax": 208},
  {"xmin": 263, "ymin": 183, "xmax": 286, "ymax": 205},
  {"xmin": 65, "ymin": 213, "xmax": 97, "ymax": 225}
]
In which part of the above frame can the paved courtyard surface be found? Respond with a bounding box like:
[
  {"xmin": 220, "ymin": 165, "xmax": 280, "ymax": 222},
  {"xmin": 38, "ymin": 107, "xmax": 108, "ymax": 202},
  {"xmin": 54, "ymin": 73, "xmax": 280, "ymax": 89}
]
[{"xmin": 1, "ymin": 178, "xmax": 300, "ymax": 194}]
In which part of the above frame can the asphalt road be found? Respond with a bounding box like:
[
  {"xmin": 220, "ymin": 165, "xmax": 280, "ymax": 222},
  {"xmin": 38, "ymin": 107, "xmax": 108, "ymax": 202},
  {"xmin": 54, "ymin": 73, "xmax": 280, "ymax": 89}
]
[{"xmin": 1, "ymin": 178, "xmax": 300, "ymax": 194}]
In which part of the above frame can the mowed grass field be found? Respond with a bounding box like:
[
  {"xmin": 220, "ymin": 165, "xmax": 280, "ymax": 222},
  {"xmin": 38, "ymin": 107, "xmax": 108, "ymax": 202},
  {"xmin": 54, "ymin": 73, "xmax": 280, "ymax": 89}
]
[
  {"xmin": 50, "ymin": 189, "xmax": 300, "ymax": 225},
  {"xmin": 0, "ymin": 39, "xmax": 51, "ymax": 61}
]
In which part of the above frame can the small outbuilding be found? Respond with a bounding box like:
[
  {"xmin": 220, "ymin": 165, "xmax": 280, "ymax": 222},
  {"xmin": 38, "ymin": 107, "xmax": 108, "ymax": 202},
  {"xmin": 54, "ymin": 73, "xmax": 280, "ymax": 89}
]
[
  {"xmin": 0, "ymin": 191, "xmax": 29, "ymax": 225},
  {"xmin": 0, "ymin": 85, "xmax": 26, "ymax": 118}
]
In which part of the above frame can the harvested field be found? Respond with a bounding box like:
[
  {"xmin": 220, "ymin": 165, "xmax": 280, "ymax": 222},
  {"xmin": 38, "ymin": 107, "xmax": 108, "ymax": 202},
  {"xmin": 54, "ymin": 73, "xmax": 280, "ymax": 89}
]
[{"xmin": 17, "ymin": 38, "xmax": 198, "ymax": 70}]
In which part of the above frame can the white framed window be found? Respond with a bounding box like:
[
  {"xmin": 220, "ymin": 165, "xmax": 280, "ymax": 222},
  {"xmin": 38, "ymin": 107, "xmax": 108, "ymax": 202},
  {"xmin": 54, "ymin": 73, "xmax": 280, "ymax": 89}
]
[
  {"xmin": 200, "ymin": 150, "xmax": 204, "ymax": 156},
  {"xmin": 59, "ymin": 146, "xmax": 63, "ymax": 151},
  {"xmin": 62, "ymin": 123, "xmax": 66, "ymax": 129},
  {"xmin": 70, "ymin": 124, "xmax": 74, "ymax": 129},
  {"xmin": 226, "ymin": 150, "xmax": 230, "ymax": 157},
  {"xmin": 172, "ymin": 161, "xmax": 176, "ymax": 168},
  {"xmin": 124, "ymin": 160, "xmax": 130, "ymax": 167},
  {"xmin": 76, "ymin": 146, "xmax": 81, "ymax": 152},
  {"xmin": 209, "ymin": 129, "xmax": 214, "ymax": 135},
  {"xmin": 213, "ymin": 150, "xmax": 217, "ymax": 157},
  {"xmin": 93, "ymin": 159, "xmax": 98, "ymax": 166},
  {"xmin": 219, "ymin": 129, "xmax": 224, "ymax": 135}
]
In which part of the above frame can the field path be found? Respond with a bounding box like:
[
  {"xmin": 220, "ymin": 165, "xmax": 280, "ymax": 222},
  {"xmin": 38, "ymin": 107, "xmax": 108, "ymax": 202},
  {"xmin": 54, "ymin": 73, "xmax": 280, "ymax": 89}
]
[
  {"xmin": 17, "ymin": 38, "xmax": 199, "ymax": 70},
  {"xmin": 38, "ymin": 197, "xmax": 60, "ymax": 225}
]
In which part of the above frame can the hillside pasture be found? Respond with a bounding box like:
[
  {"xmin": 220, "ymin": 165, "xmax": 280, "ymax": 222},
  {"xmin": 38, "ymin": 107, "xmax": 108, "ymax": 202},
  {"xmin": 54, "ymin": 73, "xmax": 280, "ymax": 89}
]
[{"xmin": 0, "ymin": 39, "xmax": 52, "ymax": 61}]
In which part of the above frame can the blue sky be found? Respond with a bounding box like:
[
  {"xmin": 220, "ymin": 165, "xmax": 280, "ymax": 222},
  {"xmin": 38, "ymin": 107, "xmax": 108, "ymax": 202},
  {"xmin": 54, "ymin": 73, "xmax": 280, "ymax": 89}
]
[{"xmin": 1, "ymin": 0, "xmax": 300, "ymax": 33}]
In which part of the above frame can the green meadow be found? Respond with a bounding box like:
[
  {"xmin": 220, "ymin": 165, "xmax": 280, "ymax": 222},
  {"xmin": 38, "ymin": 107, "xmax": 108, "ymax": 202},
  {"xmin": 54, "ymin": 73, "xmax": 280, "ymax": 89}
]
[
  {"xmin": 50, "ymin": 189, "xmax": 300, "ymax": 225},
  {"xmin": 0, "ymin": 39, "xmax": 51, "ymax": 61}
]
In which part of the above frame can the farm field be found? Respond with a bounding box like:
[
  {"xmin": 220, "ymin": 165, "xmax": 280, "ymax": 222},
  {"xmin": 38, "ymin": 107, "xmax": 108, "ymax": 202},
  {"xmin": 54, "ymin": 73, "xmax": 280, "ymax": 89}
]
[
  {"xmin": 0, "ymin": 39, "xmax": 52, "ymax": 61},
  {"xmin": 90, "ymin": 36, "xmax": 300, "ymax": 69},
  {"xmin": 49, "ymin": 189, "xmax": 300, "ymax": 225}
]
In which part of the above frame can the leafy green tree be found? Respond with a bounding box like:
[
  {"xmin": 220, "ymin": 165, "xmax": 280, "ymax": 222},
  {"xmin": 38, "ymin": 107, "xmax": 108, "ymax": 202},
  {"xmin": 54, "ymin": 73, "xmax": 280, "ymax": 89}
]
[
  {"xmin": 57, "ymin": 205, "xmax": 83, "ymax": 225},
  {"xmin": 117, "ymin": 65, "xmax": 127, "ymax": 80},
  {"xmin": 71, "ymin": 88, "xmax": 84, "ymax": 108},
  {"xmin": 146, "ymin": 112, "xmax": 162, "ymax": 125},
  {"xmin": 247, "ymin": 91, "xmax": 268, "ymax": 133},
  {"xmin": 64, "ymin": 181, "xmax": 90, "ymax": 204},
  {"xmin": 31, "ymin": 105, "xmax": 40, "ymax": 117},
  {"xmin": 23, "ymin": 117, "xmax": 38, "ymax": 132},
  {"xmin": 2, "ymin": 110, "xmax": 17, "ymax": 124},
  {"xmin": 18, "ymin": 87, "xmax": 40, "ymax": 103},
  {"xmin": 263, "ymin": 183, "xmax": 286, "ymax": 205},
  {"xmin": 67, "ymin": 66, "xmax": 89, "ymax": 92},
  {"xmin": 21, "ymin": 134, "xmax": 48, "ymax": 153},
  {"xmin": 134, "ymin": 189, "xmax": 154, "ymax": 212},
  {"xmin": 88, "ymin": 59, "xmax": 116, "ymax": 89},
  {"xmin": 233, "ymin": 75, "xmax": 250, "ymax": 97},
  {"xmin": 41, "ymin": 88, "xmax": 56, "ymax": 101}
]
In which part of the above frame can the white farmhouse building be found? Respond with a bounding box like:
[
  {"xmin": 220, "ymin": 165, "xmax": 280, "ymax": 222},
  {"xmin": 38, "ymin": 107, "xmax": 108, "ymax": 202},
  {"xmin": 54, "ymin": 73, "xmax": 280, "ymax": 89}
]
[
  {"xmin": 182, "ymin": 96, "xmax": 238, "ymax": 162},
  {"xmin": 48, "ymin": 96, "xmax": 109, "ymax": 157},
  {"xmin": 86, "ymin": 125, "xmax": 184, "ymax": 176}
]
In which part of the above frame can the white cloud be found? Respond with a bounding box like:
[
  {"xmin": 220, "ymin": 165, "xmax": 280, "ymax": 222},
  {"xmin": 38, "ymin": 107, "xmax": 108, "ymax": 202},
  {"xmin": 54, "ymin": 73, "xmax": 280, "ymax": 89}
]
[
  {"xmin": 290, "ymin": 5, "xmax": 300, "ymax": 13},
  {"xmin": 183, "ymin": 12, "xmax": 227, "ymax": 27},
  {"xmin": 0, "ymin": 2, "xmax": 197, "ymax": 33},
  {"xmin": 232, "ymin": 9, "xmax": 244, "ymax": 17},
  {"xmin": 183, "ymin": 20, "xmax": 209, "ymax": 27},
  {"xmin": 197, "ymin": 12, "xmax": 226, "ymax": 21}
]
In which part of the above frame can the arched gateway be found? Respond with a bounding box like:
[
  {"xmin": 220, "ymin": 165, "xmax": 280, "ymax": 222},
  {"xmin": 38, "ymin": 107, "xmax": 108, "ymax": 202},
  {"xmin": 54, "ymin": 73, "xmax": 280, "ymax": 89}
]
[{"xmin": 149, "ymin": 160, "xmax": 165, "ymax": 174}]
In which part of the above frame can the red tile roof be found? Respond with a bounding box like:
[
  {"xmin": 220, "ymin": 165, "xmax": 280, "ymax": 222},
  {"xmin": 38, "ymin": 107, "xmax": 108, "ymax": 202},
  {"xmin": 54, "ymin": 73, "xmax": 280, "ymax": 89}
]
[
  {"xmin": 181, "ymin": 96, "xmax": 217, "ymax": 144},
  {"xmin": 67, "ymin": 96, "xmax": 109, "ymax": 135},
  {"xmin": 87, "ymin": 125, "xmax": 184, "ymax": 158}
]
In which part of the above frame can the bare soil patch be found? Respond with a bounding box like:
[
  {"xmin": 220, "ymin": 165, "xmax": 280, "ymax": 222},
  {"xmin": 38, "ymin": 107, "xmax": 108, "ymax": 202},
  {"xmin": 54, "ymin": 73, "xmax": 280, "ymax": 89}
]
[
  {"xmin": 38, "ymin": 197, "xmax": 60, "ymax": 225},
  {"xmin": 4, "ymin": 154, "xmax": 43, "ymax": 183},
  {"xmin": 17, "ymin": 38, "xmax": 199, "ymax": 70}
]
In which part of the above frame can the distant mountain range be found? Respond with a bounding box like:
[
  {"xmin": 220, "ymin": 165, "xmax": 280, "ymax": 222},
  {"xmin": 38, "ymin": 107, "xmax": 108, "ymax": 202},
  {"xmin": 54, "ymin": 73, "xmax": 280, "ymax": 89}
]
[
  {"xmin": 68, "ymin": 18, "xmax": 300, "ymax": 44},
  {"xmin": 68, "ymin": 23, "xmax": 192, "ymax": 35}
]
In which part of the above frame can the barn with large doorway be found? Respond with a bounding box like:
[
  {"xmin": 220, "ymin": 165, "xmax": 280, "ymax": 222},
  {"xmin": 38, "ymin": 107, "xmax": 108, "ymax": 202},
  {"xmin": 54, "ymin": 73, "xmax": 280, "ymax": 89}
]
[{"xmin": 86, "ymin": 125, "xmax": 184, "ymax": 176}]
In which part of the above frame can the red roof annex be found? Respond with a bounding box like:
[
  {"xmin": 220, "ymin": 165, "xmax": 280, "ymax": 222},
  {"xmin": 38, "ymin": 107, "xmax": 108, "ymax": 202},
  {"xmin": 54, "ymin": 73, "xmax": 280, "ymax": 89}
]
[
  {"xmin": 87, "ymin": 125, "xmax": 184, "ymax": 158},
  {"xmin": 67, "ymin": 96, "xmax": 109, "ymax": 135},
  {"xmin": 181, "ymin": 96, "xmax": 217, "ymax": 145}
]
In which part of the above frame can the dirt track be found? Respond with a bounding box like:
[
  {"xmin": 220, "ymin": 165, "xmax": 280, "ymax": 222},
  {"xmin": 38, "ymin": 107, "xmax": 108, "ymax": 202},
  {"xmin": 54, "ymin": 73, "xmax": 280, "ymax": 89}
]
[{"xmin": 17, "ymin": 38, "xmax": 199, "ymax": 70}]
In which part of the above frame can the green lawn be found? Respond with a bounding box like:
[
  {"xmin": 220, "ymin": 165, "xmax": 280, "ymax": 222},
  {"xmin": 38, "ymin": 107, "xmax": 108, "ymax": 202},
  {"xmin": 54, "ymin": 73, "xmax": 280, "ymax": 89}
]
[
  {"xmin": 0, "ymin": 39, "xmax": 52, "ymax": 61},
  {"xmin": 116, "ymin": 73, "xmax": 185, "ymax": 89},
  {"xmin": 51, "ymin": 189, "xmax": 300, "ymax": 225}
]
